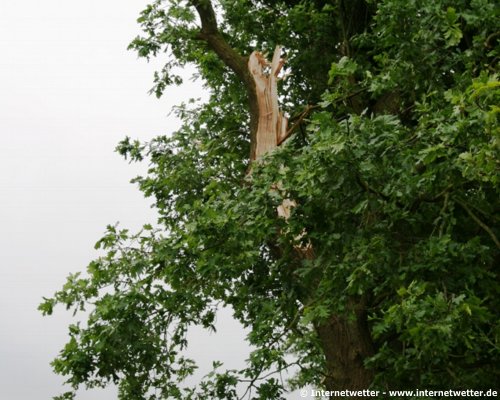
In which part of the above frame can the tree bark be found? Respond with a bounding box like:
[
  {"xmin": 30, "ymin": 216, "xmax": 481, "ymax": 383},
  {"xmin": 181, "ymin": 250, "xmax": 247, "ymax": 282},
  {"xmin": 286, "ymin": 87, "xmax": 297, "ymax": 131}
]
[
  {"xmin": 315, "ymin": 298, "xmax": 374, "ymax": 396},
  {"xmin": 190, "ymin": 0, "xmax": 260, "ymax": 159}
]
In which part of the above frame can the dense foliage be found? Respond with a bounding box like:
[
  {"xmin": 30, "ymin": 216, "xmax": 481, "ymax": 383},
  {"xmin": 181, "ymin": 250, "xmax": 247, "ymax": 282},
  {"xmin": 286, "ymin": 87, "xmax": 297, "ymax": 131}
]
[{"xmin": 40, "ymin": 0, "xmax": 499, "ymax": 399}]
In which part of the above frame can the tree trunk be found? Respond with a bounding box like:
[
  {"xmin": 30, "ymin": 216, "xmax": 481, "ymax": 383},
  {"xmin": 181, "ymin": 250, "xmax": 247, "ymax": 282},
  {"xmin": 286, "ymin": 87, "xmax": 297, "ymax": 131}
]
[
  {"xmin": 248, "ymin": 47, "xmax": 374, "ymax": 394},
  {"xmin": 315, "ymin": 298, "xmax": 374, "ymax": 396},
  {"xmin": 191, "ymin": 2, "xmax": 375, "ymax": 391}
]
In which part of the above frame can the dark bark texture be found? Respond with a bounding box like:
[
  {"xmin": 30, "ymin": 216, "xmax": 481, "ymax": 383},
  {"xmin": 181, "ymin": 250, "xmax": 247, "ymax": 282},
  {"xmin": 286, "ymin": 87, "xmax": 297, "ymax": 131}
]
[{"xmin": 315, "ymin": 299, "xmax": 375, "ymax": 395}]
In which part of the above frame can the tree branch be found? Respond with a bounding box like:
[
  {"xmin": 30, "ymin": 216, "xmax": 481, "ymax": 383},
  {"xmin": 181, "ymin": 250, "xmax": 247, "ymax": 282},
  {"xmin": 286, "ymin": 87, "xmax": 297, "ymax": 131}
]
[
  {"xmin": 191, "ymin": 0, "xmax": 247, "ymax": 81},
  {"xmin": 456, "ymin": 198, "xmax": 500, "ymax": 249},
  {"xmin": 189, "ymin": 0, "xmax": 259, "ymax": 158}
]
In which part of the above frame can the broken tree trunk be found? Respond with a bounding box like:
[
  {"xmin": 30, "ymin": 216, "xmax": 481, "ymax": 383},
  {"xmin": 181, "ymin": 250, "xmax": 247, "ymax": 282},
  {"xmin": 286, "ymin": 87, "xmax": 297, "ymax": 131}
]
[
  {"xmin": 248, "ymin": 46, "xmax": 288, "ymax": 160},
  {"xmin": 247, "ymin": 46, "xmax": 296, "ymax": 221},
  {"xmin": 191, "ymin": 2, "xmax": 374, "ymax": 389},
  {"xmin": 247, "ymin": 46, "xmax": 373, "ymax": 394}
]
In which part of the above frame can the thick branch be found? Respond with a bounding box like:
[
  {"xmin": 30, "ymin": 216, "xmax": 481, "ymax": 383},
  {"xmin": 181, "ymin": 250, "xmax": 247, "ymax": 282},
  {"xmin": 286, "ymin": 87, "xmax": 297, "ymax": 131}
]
[
  {"xmin": 190, "ymin": 0, "xmax": 259, "ymax": 157},
  {"xmin": 191, "ymin": 0, "xmax": 248, "ymax": 80}
]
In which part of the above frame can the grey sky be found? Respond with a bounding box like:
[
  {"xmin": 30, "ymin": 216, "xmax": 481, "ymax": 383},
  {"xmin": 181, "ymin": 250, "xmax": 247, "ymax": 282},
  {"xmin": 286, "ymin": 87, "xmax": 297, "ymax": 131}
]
[
  {"xmin": 0, "ymin": 1, "xmax": 249, "ymax": 399},
  {"xmin": 0, "ymin": 2, "xmax": 305, "ymax": 399}
]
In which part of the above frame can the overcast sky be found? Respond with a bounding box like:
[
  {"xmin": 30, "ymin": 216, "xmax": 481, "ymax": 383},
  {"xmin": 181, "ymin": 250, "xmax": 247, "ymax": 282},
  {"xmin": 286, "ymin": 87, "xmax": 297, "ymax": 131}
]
[{"xmin": 0, "ymin": 1, "xmax": 256, "ymax": 399}]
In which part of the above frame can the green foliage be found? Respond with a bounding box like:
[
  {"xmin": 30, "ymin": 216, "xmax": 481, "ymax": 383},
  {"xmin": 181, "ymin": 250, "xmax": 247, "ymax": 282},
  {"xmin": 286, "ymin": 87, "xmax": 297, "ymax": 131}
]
[{"xmin": 41, "ymin": 0, "xmax": 499, "ymax": 398}]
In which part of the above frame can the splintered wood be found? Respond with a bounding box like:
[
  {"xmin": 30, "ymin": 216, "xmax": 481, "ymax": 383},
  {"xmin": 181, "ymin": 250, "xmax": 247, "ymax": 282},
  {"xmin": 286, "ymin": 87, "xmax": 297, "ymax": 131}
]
[
  {"xmin": 248, "ymin": 46, "xmax": 313, "ymax": 259},
  {"xmin": 248, "ymin": 45, "xmax": 293, "ymax": 217},
  {"xmin": 248, "ymin": 46, "xmax": 288, "ymax": 160}
]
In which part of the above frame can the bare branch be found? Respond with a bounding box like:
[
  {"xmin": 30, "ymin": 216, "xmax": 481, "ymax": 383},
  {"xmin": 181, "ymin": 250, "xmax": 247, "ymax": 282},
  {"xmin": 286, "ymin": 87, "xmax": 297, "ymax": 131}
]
[
  {"xmin": 456, "ymin": 198, "xmax": 500, "ymax": 249},
  {"xmin": 190, "ymin": 0, "xmax": 248, "ymax": 81},
  {"xmin": 189, "ymin": 0, "xmax": 259, "ymax": 157}
]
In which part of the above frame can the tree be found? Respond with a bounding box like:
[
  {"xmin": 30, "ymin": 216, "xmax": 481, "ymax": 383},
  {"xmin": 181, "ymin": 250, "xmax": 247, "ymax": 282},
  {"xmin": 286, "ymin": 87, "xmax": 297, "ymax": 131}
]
[{"xmin": 40, "ymin": 0, "xmax": 499, "ymax": 398}]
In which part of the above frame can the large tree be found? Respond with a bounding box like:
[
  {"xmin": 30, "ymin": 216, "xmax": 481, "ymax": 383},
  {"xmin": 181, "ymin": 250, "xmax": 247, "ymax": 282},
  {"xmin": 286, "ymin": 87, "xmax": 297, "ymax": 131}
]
[{"xmin": 41, "ymin": 0, "xmax": 499, "ymax": 399}]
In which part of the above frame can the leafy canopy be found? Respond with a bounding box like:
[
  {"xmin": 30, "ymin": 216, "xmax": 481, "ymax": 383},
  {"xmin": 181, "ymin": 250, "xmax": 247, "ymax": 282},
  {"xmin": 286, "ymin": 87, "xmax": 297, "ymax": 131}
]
[{"xmin": 40, "ymin": 0, "xmax": 499, "ymax": 399}]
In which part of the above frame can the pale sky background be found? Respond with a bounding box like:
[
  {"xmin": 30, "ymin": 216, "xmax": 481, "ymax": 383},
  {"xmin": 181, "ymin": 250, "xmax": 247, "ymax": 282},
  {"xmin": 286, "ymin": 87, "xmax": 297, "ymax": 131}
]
[{"xmin": 0, "ymin": 1, "xmax": 259, "ymax": 399}]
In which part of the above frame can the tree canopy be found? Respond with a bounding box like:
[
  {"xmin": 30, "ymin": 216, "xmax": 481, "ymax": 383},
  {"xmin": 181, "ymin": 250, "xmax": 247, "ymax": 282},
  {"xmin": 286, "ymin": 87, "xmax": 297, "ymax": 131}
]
[{"xmin": 40, "ymin": 0, "xmax": 499, "ymax": 399}]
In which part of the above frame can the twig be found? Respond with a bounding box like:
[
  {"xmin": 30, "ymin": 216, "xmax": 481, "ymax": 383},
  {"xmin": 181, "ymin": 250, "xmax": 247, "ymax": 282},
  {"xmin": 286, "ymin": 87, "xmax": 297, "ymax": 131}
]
[
  {"xmin": 456, "ymin": 198, "xmax": 500, "ymax": 249},
  {"xmin": 355, "ymin": 175, "xmax": 390, "ymax": 201},
  {"xmin": 279, "ymin": 88, "xmax": 369, "ymax": 145},
  {"xmin": 278, "ymin": 104, "xmax": 318, "ymax": 145},
  {"xmin": 484, "ymin": 31, "xmax": 500, "ymax": 48}
]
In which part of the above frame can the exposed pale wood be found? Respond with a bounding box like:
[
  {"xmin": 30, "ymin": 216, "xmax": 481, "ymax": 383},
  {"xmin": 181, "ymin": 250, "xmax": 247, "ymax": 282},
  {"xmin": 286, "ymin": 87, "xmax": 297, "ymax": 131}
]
[
  {"xmin": 248, "ymin": 47, "xmax": 311, "ymax": 257},
  {"xmin": 277, "ymin": 198, "xmax": 295, "ymax": 219},
  {"xmin": 248, "ymin": 46, "xmax": 288, "ymax": 160}
]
